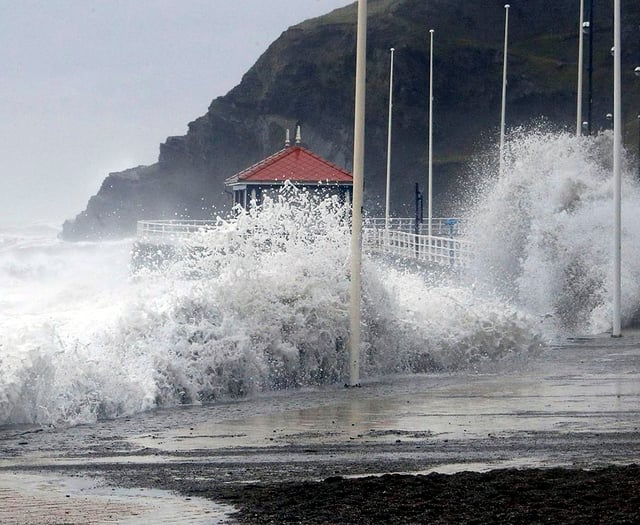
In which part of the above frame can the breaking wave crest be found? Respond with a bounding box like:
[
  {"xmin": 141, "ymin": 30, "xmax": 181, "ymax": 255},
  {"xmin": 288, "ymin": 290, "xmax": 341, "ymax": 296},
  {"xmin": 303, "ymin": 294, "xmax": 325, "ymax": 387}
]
[{"xmin": 465, "ymin": 128, "xmax": 640, "ymax": 336}]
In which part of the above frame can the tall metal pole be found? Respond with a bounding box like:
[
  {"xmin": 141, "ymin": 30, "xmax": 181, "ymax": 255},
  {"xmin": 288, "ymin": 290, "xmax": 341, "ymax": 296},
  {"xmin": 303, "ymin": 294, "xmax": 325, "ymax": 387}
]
[
  {"xmin": 415, "ymin": 183, "xmax": 423, "ymax": 235},
  {"xmin": 428, "ymin": 29, "xmax": 434, "ymax": 242},
  {"xmin": 349, "ymin": 0, "xmax": 367, "ymax": 385},
  {"xmin": 636, "ymin": 67, "xmax": 640, "ymax": 181},
  {"xmin": 612, "ymin": 0, "xmax": 621, "ymax": 337},
  {"xmin": 499, "ymin": 4, "xmax": 510, "ymax": 177},
  {"xmin": 576, "ymin": 0, "xmax": 584, "ymax": 136},
  {"xmin": 587, "ymin": 0, "xmax": 594, "ymax": 135},
  {"xmin": 384, "ymin": 47, "xmax": 395, "ymax": 231}
]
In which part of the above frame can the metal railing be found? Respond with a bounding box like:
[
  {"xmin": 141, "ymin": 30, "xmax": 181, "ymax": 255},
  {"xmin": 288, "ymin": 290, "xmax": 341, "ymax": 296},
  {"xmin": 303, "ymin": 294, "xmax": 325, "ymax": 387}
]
[
  {"xmin": 136, "ymin": 218, "xmax": 472, "ymax": 267},
  {"xmin": 136, "ymin": 220, "xmax": 219, "ymax": 244},
  {"xmin": 362, "ymin": 227, "xmax": 472, "ymax": 268},
  {"xmin": 364, "ymin": 217, "xmax": 462, "ymax": 237}
]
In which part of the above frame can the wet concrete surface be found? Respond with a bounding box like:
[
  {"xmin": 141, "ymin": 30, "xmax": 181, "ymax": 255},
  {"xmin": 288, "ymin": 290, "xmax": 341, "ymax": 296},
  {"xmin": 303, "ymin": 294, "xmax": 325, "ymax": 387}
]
[
  {"xmin": 0, "ymin": 332, "xmax": 639, "ymax": 523},
  {"xmin": 0, "ymin": 472, "xmax": 232, "ymax": 524}
]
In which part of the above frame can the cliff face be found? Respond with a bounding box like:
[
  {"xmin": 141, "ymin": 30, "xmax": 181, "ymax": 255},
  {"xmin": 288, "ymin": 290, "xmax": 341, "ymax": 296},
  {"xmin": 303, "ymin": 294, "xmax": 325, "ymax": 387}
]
[{"xmin": 62, "ymin": 0, "xmax": 640, "ymax": 240}]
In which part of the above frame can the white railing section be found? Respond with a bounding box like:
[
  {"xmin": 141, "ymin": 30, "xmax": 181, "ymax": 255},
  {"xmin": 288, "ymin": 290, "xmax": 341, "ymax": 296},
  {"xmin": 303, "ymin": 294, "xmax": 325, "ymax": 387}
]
[
  {"xmin": 136, "ymin": 220, "xmax": 219, "ymax": 244},
  {"xmin": 136, "ymin": 218, "xmax": 472, "ymax": 267},
  {"xmin": 362, "ymin": 227, "xmax": 472, "ymax": 267},
  {"xmin": 364, "ymin": 217, "xmax": 462, "ymax": 237}
]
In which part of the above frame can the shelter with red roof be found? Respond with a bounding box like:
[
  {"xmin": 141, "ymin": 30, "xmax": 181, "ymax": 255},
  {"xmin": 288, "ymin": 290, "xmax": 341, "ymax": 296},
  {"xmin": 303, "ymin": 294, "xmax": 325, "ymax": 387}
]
[{"xmin": 224, "ymin": 126, "xmax": 353, "ymax": 208}]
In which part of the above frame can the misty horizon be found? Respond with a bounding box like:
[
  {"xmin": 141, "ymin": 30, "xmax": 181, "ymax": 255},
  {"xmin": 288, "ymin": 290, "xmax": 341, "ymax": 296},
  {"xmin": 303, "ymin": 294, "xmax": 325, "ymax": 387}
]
[{"xmin": 0, "ymin": 0, "xmax": 349, "ymax": 227}]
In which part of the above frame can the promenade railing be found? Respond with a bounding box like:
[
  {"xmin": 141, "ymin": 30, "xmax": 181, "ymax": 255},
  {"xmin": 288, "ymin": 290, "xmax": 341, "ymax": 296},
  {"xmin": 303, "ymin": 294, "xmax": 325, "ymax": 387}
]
[
  {"xmin": 136, "ymin": 217, "xmax": 472, "ymax": 268},
  {"xmin": 136, "ymin": 219, "xmax": 219, "ymax": 244},
  {"xmin": 364, "ymin": 217, "xmax": 462, "ymax": 237},
  {"xmin": 362, "ymin": 227, "xmax": 472, "ymax": 268}
]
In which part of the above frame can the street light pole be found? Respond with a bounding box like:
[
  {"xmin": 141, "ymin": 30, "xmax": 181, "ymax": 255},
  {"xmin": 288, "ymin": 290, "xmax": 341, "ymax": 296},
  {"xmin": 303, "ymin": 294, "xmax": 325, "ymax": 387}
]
[
  {"xmin": 637, "ymin": 113, "xmax": 640, "ymax": 181},
  {"xmin": 499, "ymin": 4, "xmax": 510, "ymax": 177},
  {"xmin": 576, "ymin": 0, "xmax": 584, "ymax": 136},
  {"xmin": 636, "ymin": 67, "xmax": 640, "ymax": 181},
  {"xmin": 612, "ymin": 0, "xmax": 621, "ymax": 337},
  {"xmin": 587, "ymin": 0, "xmax": 594, "ymax": 135},
  {"xmin": 428, "ymin": 29, "xmax": 434, "ymax": 242},
  {"xmin": 348, "ymin": 0, "xmax": 367, "ymax": 386},
  {"xmin": 384, "ymin": 47, "xmax": 395, "ymax": 231}
]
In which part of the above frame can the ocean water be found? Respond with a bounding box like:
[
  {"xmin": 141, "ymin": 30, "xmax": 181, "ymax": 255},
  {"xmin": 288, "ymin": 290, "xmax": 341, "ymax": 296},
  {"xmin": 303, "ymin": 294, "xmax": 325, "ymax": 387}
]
[{"xmin": 1, "ymin": 130, "xmax": 638, "ymax": 428}]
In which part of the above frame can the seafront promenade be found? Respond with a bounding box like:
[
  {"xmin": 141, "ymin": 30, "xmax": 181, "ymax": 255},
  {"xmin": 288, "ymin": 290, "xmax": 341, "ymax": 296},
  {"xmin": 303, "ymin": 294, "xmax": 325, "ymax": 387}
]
[
  {"xmin": 134, "ymin": 216, "xmax": 474, "ymax": 269},
  {"xmin": 0, "ymin": 330, "xmax": 638, "ymax": 523}
]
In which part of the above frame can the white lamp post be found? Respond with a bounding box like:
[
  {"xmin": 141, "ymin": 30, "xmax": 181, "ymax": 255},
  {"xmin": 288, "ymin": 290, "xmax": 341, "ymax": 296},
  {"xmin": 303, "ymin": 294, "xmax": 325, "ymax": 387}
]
[
  {"xmin": 428, "ymin": 29, "xmax": 434, "ymax": 243},
  {"xmin": 637, "ymin": 112, "xmax": 640, "ymax": 181},
  {"xmin": 576, "ymin": 0, "xmax": 584, "ymax": 136},
  {"xmin": 612, "ymin": 0, "xmax": 621, "ymax": 337},
  {"xmin": 636, "ymin": 67, "xmax": 640, "ymax": 181},
  {"xmin": 586, "ymin": 0, "xmax": 594, "ymax": 135},
  {"xmin": 349, "ymin": 0, "xmax": 367, "ymax": 385},
  {"xmin": 384, "ymin": 47, "xmax": 395, "ymax": 231},
  {"xmin": 499, "ymin": 4, "xmax": 510, "ymax": 177}
]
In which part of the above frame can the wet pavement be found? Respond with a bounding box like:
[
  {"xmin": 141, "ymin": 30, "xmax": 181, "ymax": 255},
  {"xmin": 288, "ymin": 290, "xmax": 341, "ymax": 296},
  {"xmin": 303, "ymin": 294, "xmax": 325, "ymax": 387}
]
[
  {"xmin": 0, "ymin": 472, "xmax": 232, "ymax": 524},
  {"xmin": 0, "ymin": 331, "xmax": 639, "ymax": 523}
]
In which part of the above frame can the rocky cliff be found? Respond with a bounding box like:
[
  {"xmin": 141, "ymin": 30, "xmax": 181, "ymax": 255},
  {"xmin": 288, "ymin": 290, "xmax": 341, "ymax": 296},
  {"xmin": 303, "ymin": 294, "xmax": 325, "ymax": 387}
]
[{"xmin": 62, "ymin": 0, "xmax": 640, "ymax": 240}]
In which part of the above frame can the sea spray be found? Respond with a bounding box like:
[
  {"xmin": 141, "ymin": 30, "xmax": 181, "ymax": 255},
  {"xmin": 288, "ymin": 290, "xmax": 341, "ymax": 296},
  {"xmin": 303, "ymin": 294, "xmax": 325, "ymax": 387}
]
[
  {"xmin": 464, "ymin": 129, "xmax": 640, "ymax": 335},
  {"xmin": 7, "ymin": 147, "xmax": 615, "ymax": 427},
  {"xmin": 0, "ymin": 235, "xmax": 155, "ymax": 425},
  {"xmin": 132, "ymin": 190, "xmax": 355, "ymax": 402},
  {"xmin": 124, "ymin": 189, "xmax": 542, "ymax": 407}
]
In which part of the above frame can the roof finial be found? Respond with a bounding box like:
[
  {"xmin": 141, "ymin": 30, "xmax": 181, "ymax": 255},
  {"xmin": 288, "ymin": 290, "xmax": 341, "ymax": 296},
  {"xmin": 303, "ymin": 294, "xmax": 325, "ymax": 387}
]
[
  {"xmin": 295, "ymin": 124, "xmax": 302, "ymax": 145},
  {"xmin": 285, "ymin": 128, "xmax": 291, "ymax": 147}
]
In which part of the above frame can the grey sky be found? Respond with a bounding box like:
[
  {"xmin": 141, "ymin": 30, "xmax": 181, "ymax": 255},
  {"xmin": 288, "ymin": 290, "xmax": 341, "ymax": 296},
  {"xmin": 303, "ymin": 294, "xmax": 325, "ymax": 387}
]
[{"xmin": 0, "ymin": 0, "xmax": 350, "ymax": 226}]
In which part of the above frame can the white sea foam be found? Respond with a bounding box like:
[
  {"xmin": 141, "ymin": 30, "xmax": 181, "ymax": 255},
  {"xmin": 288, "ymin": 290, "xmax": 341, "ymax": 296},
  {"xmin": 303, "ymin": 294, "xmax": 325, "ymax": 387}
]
[
  {"xmin": 1, "ymin": 130, "xmax": 637, "ymax": 427},
  {"xmin": 464, "ymin": 129, "xmax": 640, "ymax": 336}
]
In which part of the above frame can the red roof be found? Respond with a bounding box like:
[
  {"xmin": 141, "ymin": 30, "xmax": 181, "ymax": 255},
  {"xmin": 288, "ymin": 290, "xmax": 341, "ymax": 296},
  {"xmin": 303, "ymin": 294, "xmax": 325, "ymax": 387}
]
[{"xmin": 224, "ymin": 145, "xmax": 352, "ymax": 186}]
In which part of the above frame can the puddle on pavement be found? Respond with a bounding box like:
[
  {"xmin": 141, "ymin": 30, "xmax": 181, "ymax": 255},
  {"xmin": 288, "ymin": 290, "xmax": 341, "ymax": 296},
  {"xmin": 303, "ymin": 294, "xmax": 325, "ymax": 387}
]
[
  {"xmin": 0, "ymin": 472, "xmax": 233, "ymax": 524},
  {"xmin": 130, "ymin": 371, "xmax": 640, "ymax": 452},
  {"xmin": 344, "ymin": 457, "xmax": 558, "ymax": 477}
]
